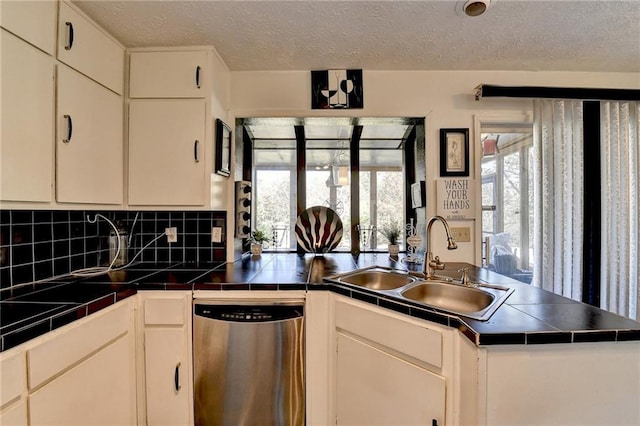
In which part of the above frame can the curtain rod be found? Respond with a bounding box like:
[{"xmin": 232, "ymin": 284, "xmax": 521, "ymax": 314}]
[{"xmin": 475, "ymin": 84, "xmax": 640, "ymax": 101}]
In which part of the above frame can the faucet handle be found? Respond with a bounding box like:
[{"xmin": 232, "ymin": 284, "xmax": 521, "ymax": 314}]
[
  {"xmin": 429, "ymin": 255, "xmax": 446, "ymax": 271},
  {"xmin": 458, "ymin": 267, "xmax": 470, "ymax": 286}
]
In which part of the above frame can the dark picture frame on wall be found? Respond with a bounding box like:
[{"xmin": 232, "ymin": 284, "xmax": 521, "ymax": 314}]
[
  {"xmin": 440, "ymin": 128, "xmax": 469, "ymax": 177},
  {"xmin": 215, "ymin": 118, "xmax": 232, "ymax": 177}
]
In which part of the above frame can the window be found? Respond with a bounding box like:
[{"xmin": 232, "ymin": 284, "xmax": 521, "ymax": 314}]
[
  {"xmin": 480, "ymin": 126, "xmax": 534, "ymax": 283},
  {"xmin": 243, "ymin": 117, "xmax": 422, "ymax": 253}
]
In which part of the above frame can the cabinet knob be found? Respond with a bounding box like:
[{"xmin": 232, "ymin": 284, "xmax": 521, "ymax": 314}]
[
  {"xmin": 64, "ymin": 22, "xmax": 74, "ymax": 50},
  {"xmin": 195, "ymin": 65, "xmax": 201, "ymax": 89},
  {"xmin": 194, "ymin": 140, "xmax": 200, "ymax": 163},
  {"xmin": 63, "ymin": 115, "xmax": 73, "ymax": 143}
]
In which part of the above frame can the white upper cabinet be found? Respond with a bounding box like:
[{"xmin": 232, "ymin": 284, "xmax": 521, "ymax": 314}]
[
  {"xmin": 0, "ymin": 0, "xmax": 57, "ymax": 55},
  {"xmin": 0, "ymin": 30, "xmax": 55, "ymax": 203},
  {"xmin": 56, "ymin": 65, "xmax": 123, "ymax": 204},
  {"xmin": 128, "ymin": 99, "xmax": 206, "ymax": 206},
  {"xmin": 57, "ymin": 1, "xmax": 124, "ymax": 94},
  {"xmin": 129, "ymin": 50, "xmax": 209, "ymax": 98}
]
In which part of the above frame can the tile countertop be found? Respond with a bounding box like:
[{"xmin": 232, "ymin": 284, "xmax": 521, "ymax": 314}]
[{"xmin": 1, "ymin": 253, "xmax": 640, "ymax": 352}]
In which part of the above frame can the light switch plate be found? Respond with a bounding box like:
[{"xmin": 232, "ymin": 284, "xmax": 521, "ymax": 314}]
[{"xmin": 451, "ymin": 227, "xmax": 471, "ymax": 242}]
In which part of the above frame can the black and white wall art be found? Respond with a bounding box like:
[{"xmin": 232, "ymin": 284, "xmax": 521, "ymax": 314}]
[{"xmin": 311, "ymin": 69, "xmax": 363, "ymax": 109}]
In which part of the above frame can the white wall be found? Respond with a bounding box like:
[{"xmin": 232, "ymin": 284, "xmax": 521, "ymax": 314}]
[
  {"xmin": 207, "ymin": 47, "xmax": 235, "ymax": 258},
  {"xmin": 229, "ymin": 70, "xmax": 640, "ymax": 264}
]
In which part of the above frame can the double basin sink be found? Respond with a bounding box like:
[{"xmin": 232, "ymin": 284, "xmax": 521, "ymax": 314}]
[{"xmin": 324, "ymin": 266, "xmax": 513, "ymax": 321}]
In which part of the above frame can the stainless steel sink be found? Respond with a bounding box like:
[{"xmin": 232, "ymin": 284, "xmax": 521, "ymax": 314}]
[
  {"xmin": 324, "ymin": 266, "xmax": 514, "ymax": 321},
  {"xmin": 400, "ymin": 280, "xmax": 513, "ymax": 320},
  {"xmin": 401, "ymin": 281, "xmax": 494, "ymax": 313},
  {"xmin": 334, "ymin": 268, "xmax": 416, "ymax": 290}
]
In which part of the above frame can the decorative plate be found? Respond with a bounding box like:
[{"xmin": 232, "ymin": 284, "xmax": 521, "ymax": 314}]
[{"xmin": 295, "ymin": 206, "xmax": 343, "ymax": 253}]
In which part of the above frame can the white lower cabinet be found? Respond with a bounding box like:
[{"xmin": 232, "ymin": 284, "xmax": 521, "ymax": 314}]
[
  {"xmin": 29, "ymin": 335, "xmax": 133, "ymax": 426},
  {"xmin": 0, "ymin": 348, "xmax": 27, "ymax": 426},
  {"xmin": 140, "ymin": 292, "xmax": 193, "ymax": 426},
  {"xmin": 336, "ymin": 333, "xmax": 446, "ymax": 426},
  {"xmin": 0, "ymin": 299, "xmax": 136, "ymax": 426},
  {"xmin": 480, "ymin": 342, "xmax": 640, "ymax": 426},
  {"xmin": 328, "ymin": 295, "xmax": 455, "ymax": 426},
  {"xmin": 0, "ymin": 400, "xmax": 27, "ymax": 426}
]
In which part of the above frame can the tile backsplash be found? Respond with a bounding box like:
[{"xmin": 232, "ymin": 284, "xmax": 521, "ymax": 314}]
[{"xmin": 0, "ymin": 210, "xmax": 226, "ymax": 290}]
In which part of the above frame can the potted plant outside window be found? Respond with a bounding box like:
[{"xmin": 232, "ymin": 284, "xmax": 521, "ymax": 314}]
[
  {"xmin": 250, "ymin": 230, "xmax": 268, "ymax": 256},
  {"xmin": 380, "ymin": 223, "xmax": 402, "ymax": 257}
]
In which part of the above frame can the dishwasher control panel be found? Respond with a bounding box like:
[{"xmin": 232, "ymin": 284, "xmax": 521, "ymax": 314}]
[{"xmin": 194, "ymin": 304, "xmax": 303, "ymax": 322}]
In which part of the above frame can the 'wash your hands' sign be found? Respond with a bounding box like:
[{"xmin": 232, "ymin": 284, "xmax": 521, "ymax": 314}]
[{"xmin": 436, "ymin": 179, "xmax": 476, "ymax": 220}]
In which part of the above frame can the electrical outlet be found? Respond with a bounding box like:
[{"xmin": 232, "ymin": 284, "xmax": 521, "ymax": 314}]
[
  {"xmin": 165, "ymin": 227, "xmax": 178, "ymax": 243},
  {"xmin": 211, "ymin": 227, "xmax": 222, "ymax": 243},
  {"xmin": 451, "ymin": 227, "xmax": 471, "ymax": 242}
]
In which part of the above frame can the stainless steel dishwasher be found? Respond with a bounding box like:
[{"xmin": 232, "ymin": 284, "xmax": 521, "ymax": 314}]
[{"xmin": 193, "ymin": 301, "xmax": 305, "ymax": 426}]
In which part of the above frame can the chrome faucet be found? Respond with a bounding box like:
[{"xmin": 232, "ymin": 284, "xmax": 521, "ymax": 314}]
[{"xmin": 422, "ymin": 216, "xmax": 458, "ymax": 279}]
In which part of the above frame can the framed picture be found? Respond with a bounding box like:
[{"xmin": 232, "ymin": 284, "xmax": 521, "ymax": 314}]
[
  {"xmin": 440, "ymin": 128, "xmax": 469, "ymax": 177},
  {"xmin": 411, "ymin": 181, "xmax": 426, "ymax": 208},
  {"xmin": 215, "ymin": 118, "xmax": 231, "ymax": 177}
]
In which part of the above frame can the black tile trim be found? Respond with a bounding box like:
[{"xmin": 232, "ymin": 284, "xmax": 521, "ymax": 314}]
[
  {"xmin": 526, "ymin": 332, "xmax": 573, "ymax": 345},
  {"xmin": 220, "ymin": 283, "xmax": 250, "ymax": 291},
  {"xmin": 572, "ymin": 330, "xmax": 617, "ymax": 343},
  {"xmin": 350, "ymin": 289, "xmax": 379, "ymax": 305},
  {"xmin": 378, "ymin": 298, "xmax": 411, "ymax": 316},
  {"xmin": 250, "ymin": 284, "xmax": 278, "ymax": 291},
  {"xmin": 617, "ymin": 329, "xmax": 640, "ymax": 342},
  {"xmin": 478, "ymin": 333, "xmax": 527, "ymax": 345},
  {"xmin": 458, "ymin": 324, "xmax": 479, "ymax": 344},
  {"xmin": 278, "ymin": 283, "xmax": 307, "ymax": 291},
  {"xmin": 331, "ymin": 284, "xmax": 352, "ymax": 298},
  {"xmin": 411, "ymin": 306, "xmax": 451, "ymax": 327}
]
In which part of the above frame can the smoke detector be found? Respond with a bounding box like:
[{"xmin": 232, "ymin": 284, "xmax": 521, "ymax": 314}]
[{"xmin": 463, "ymin": 0, "xmax": 491, "ymax": 17}]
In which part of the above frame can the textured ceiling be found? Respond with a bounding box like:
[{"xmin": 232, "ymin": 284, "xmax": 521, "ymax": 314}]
[{"xmin": 73, "ymin": 0, "xmax": 640, "ymax": 72}]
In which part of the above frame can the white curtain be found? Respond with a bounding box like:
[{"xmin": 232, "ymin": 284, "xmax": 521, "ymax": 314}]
[
  {"xmin": 600, "ymin": 101, "xmax": 640, "ymax": 320},
  {"xmin": 532, "ymin": 99, "xmax": 584, "ymax": 300}
]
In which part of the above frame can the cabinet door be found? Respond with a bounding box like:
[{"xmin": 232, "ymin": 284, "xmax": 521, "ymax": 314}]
[
  {"xmin": 128, "ymin": 99, "xmax": 205, "ymax": 206},
  {"xmin": 0, "ymin": 29, "xmax": 54, "ymax": 202},
  {"xmin": 0, "ymin": 400, "xmax": 27, "ymax": 426},
  {"xmin": 0, "ymin": 0, "xmax": 56, "ymax": 54},
  {"xmin": 57, "ymin": 1, "xmax": 124, "ymax": 94},
  {"xmin": 29, "ymin": 335, "xmax": 135, "ymax": 426},
  {"xmin": 336, "ymin": 333, "xmax": 446, "ymax": 426},
  {"xmin": 144, "ymin": 328, "xmax": 190, "ymax": 426},
  {"xmin": 56, "ymin": 65, "xmax": 123, "ymax": 204},
  {"xmin": 129, "ymin": 50, "xmax": 208, "ymax": 98}
]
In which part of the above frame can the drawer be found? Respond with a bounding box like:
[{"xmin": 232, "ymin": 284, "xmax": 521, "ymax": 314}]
[
  {"xmin": 335, "ymin": 298, "xmax": 443, "ymax": 368},
  {"xmin": 27, "ymin": 301, "xmax": 131, "ymax": 389},
  {"xmin": 0, "ymin": 350, "xmax": 26, "ymax": 406},
  {"xmin": 144, "ymin": 296, "xmax": 186, "ymax": 326}
]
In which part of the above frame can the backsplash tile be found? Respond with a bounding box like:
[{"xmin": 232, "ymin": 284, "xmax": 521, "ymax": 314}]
[{"xmin": 0, "ymin": 210, "xmax": 226, "ymax": 293}]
